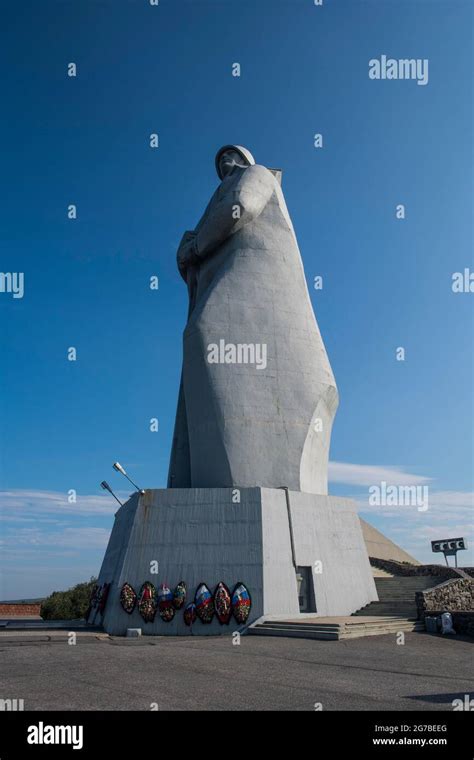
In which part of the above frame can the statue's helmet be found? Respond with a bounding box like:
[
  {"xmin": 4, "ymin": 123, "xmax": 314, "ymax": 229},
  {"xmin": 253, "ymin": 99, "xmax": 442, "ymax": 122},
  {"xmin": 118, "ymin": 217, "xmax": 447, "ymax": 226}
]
[{"xmin": 215, "ymin": 144, "xmax": 255, "ymax": 179}]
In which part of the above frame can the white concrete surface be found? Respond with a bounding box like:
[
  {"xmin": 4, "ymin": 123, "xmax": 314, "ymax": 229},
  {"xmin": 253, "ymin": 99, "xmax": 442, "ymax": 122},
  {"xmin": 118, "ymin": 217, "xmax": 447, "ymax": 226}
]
[
  {"xmin": 93, "ymin": 488, "xmax": 377, "ymax": 636},
  {"xmin": 360, "ymin": 518, "xmax": 420, "ymax": 564},
  {"xmin": 168, "ymin": 157, "xmax": 338, "ymax": 496}
]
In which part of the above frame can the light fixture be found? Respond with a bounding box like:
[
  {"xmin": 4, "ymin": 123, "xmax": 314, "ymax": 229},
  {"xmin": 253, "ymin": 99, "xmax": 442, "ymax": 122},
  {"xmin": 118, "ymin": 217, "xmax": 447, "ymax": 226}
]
[
  {"xmin": 100, "ymin": 480, "xmax": 123, "ymax": 507},
  {"xmin": 112, "ymin": 462, "xmax": 145, "ymax": 494}
]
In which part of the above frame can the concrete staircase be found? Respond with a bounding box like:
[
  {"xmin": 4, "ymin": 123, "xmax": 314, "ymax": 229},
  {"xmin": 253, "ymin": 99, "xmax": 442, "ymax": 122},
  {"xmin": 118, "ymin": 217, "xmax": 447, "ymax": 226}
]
[
  {"xmin": 248, "ymin": 576, "xmax": 438, "ymax": 640},
  {"xmin": 248, "ymin": 616, "xmax": 424, "ymax": 640},
  {"xmin": 353, "ymin": 576, "xmax": 438, "ymax": 619}
]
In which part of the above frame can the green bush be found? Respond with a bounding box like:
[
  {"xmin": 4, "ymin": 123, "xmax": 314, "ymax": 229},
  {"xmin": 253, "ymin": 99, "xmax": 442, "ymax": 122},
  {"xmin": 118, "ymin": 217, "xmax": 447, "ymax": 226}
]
[{"xmin": 40, "ymin": 577, "xmax": 97, "ymax": 620}]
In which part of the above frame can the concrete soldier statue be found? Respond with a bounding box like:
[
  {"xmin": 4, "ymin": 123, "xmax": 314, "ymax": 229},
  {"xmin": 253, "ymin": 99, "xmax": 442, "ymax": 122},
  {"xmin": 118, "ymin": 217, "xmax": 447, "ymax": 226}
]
[{"xmin": 168, "ymin": 145, "xmax": 338, "ymax": 495}]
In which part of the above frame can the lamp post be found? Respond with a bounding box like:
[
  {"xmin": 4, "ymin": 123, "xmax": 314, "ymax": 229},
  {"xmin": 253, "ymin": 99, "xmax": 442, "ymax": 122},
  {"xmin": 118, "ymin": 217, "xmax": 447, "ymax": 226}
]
[
  {"xmin": 112, "ymin": 462, "xmax": 145, "ymax": 494},
  {"xmin": 100, "ymin": 480, "xmax": 123, "ymax": 507}
]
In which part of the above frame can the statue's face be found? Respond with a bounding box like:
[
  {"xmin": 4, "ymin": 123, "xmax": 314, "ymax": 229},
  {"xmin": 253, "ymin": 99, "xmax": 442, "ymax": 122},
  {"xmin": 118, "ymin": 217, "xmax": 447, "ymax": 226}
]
[{"xmin": 219, "ymin": 149, "xmax": 247, "ymax": 178}]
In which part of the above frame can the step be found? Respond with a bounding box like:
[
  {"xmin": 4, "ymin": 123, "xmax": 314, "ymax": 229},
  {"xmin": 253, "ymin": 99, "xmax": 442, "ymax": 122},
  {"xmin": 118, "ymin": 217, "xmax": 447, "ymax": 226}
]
[
  {"xmin": 375, "ymin": 580, "xmax": 437, "ymax": 586},
  {"xmin": 353, "ymin": 609, "xmax": 416, "ymax": 619},
  {"xmin": 375, "ymin": 592, "xmax": 429, "ymax": 595},
  {"xmin": 376, "ymin": 599, "xmax": 419, "ymax": 603},
  {"xmin": 355, "ymin": 604, "xmax": 417, "ymax": 609},
  {"xmin": 361, "ymin": 599, "xmax": 418, "ymax": 604},
  {"xmin": 375, "ymin": 587, "xmax": 434, "ymax": 592},
  {"xmin": 375, "ymin": 604, "xmax": 419, "ymax": 608},
  {"xmin": 248, "ymin": 626, "xmax": 339, "ymax": 640},
  {"xmin": 375, "ymin": 586, "xmax": 435, "ymax": 592},
  {"xmin": 249, "ymin": 617, "xmax": 424, "ymax": 641},
  {"xmin": 354, "ymin": 609, "xmax": 417, "ymax": 616},
  {"xmin": 344, "ymin": 621, "xmax": 423, "ymax": 631},
  {"xmin": 375, "ymin": 594, "xmax": 422, "ymax": 598},
  {"xmin": 354, "ymin": 612, "xmax": 417, "ymax": 618},
  {"xmin": 356, "ymin": 603, "xmax": 418, "ymax": 609},
  {"xmin": 375, "ymin": 576, "xmax": 436, "ymax": 579},
  {"xmin": 257, "ymin": 619, "xmax": 419, "ymax": 631},
  {"xmin": 361, "ymin": 597, "xmax": 419, "ymax": 602},
  {"xmin": 345, "ymin": 620, "xmax": 420, "ymax": 630},
  {"xmin": 375, "ymin": 596, "xmax": 428, "ymax": 601},
  {"xmin": 341, "ymin": 626, "xmax": 423, "ymax": 640},
  {"xmin": 257, "ymin": 622, "xmax": 342, "ymax": 633},
  {"xmin": 344, "ymin": 616, "xmax": 418, "ymax": 626},
  {"xmin": 256, "ymin": 617, "xmax": 421, "ymax": 630},
  {"xmin": 372, "ymin": 568, "xmax": 394, "ymax": 577}
]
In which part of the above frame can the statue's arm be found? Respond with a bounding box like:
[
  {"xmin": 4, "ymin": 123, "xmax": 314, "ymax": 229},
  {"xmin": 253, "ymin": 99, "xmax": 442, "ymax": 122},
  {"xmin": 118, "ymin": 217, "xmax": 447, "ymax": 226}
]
[{"xmin": 194, "ymin": 165, "xmax": 274, "ymax": 260}]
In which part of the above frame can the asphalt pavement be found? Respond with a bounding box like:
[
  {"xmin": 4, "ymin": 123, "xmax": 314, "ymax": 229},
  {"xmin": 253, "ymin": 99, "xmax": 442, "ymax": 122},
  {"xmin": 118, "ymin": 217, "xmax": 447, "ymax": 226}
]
[{"xmin": 0, "ymin": 630, "xmax": 472, "ymax": 711}]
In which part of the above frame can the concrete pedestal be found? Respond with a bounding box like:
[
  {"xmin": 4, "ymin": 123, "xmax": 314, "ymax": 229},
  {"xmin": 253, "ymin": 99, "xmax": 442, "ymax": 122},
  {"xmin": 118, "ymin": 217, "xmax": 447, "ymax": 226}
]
[{"xmin": 92, "ymin": 488, "xmax": 377, "ymax": 635}]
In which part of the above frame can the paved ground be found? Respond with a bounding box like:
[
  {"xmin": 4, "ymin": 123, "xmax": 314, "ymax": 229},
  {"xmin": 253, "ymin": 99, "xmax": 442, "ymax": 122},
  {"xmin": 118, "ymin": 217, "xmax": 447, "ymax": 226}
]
[{"xmin": 0, "ymin": 630, "xmax": 472, "ymax": 711}]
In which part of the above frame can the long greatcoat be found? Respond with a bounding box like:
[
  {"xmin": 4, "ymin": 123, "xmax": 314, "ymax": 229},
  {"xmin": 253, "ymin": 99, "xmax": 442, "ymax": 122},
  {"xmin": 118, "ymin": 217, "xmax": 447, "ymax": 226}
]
[{"xmin": 168, "ymin": 163, "xmax": 338, "ymax": 494}]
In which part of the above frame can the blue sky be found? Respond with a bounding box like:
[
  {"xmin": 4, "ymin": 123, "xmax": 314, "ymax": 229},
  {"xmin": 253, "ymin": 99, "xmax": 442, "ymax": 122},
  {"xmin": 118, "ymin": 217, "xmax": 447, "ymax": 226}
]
[{"xmin": 1, "ymin": 0, "xmax": 473, "ymax": 599}]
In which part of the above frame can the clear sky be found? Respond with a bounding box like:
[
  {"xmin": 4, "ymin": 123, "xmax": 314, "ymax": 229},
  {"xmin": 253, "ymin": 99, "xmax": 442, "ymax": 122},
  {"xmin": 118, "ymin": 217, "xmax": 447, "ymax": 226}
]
[{"xmin": 1, "ymin": 0, "xmax": 472, "ymax": 599}]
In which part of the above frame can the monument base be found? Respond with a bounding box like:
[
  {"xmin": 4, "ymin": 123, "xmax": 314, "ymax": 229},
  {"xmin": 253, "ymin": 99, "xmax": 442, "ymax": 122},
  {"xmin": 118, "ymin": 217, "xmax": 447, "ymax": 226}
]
[{"xmin": 92, "ymin": 488, "xmax": 378, "ymax": 635}]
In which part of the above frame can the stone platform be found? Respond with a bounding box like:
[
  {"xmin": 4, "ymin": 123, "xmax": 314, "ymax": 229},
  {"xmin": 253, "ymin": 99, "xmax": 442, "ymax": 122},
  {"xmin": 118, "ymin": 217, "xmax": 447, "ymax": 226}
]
[
  {"xmin": 248, "ymin": 615, "xmax": 424, "ymax": 640},
  {"xmin": 92, "ymin": 487, "xmax": 377, "ymax": 635}
]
